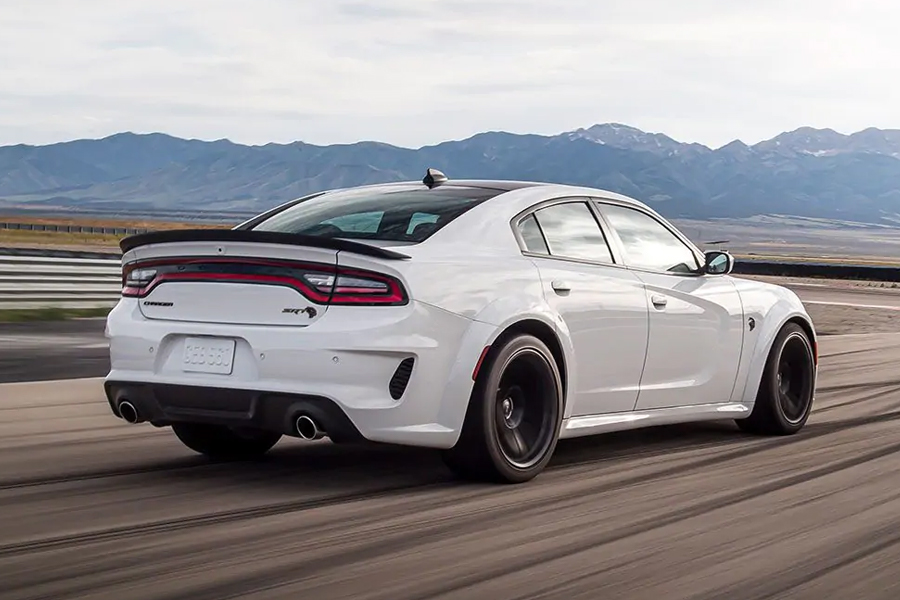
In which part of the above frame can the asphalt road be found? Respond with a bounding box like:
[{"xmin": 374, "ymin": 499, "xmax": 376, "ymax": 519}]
[
  {"xmin": 1, "ymin": 280, "xmax": 900, "ymax": 599},
  {"xmin": 0, "ymin": 319, "xmax": 108, "ymax": 383}
]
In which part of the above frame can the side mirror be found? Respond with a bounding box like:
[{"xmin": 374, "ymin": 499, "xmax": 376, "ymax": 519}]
[{"xmin": 704, "ymin": 250, "xmax": 734, "ymax": 275}]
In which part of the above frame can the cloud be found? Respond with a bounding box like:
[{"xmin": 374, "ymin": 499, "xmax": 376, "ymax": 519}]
[{"xmin": 0, "ymin": 0, "xmax": 897, "ymax": 148}]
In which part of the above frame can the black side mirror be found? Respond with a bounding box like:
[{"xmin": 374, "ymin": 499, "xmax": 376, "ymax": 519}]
[{"xmin": 704, "ymin": 250, "xmax": 734, "ymax": 275}]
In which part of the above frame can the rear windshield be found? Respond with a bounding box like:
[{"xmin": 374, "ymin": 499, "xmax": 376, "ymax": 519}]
[{"xmin": 249, "ymin": 185, "xmax": 501, "ymax": 243}]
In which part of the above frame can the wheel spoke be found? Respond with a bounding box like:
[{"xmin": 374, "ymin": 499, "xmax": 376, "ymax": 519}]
[{"xmin": 498, "ymin": 425, "xmax": 526, "ymax": 459}]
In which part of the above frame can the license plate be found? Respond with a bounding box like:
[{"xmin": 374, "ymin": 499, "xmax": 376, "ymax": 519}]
[{"xmin": 182, "ymin": 337, "xmax": 236, "ymax": 375}]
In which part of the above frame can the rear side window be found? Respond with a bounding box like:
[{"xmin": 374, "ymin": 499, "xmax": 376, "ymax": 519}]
[
  {"xmin": 250, "ymin": 186, "xmax": 500, "ymax": 243},
  {"xmin": 516, "ymin": 214, "xmax": 550, "ymax": 254},
  {"xmin": 532, "ymin": 201, "xmax": 614, "ymax": 263}
]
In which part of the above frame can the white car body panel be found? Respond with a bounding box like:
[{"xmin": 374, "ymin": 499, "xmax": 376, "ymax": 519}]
[
  {"xmin": 528, "ymin": 256, "xmax": 649, "ymax": 417},
  {"xmin": 728, "ymin": 277, "xmax": 817, "ymax": 407},
  {"xmin": 630, "ymin": 271, "xmax": 744, "ymax": 411},
  {"xmin": 105, "ymin": 179, "xmax": 816, "ymax": 451}
]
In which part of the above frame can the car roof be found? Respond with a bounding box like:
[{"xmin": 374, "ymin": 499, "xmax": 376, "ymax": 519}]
[
  {"xmin": 321, "ymin": 176, "xmax": 643, "ymax": 206},
  {"xmin": 239, "ymin": 173, "xmax": 652, "ymax": 233}
]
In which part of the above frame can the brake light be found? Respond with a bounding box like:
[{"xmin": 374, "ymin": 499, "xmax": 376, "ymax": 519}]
[{"xmin": 120, "ymin": 258, "xmax": 407, "ymax": 306}]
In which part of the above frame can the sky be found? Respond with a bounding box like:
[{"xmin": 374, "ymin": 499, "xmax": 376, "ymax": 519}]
[{"xmin": 0, "ymin": 0, "xmax": 896, "ymax": 149}]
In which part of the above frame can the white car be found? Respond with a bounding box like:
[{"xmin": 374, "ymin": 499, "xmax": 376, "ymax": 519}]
[{"xmin": 104, "ymin": 169, "xmax": 818, "ymax": 483}]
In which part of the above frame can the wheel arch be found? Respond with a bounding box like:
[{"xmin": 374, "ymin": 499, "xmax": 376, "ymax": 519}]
[
  {"xmin": 479, "ymin": 318, "xmax": 569, "ymax": 407},
  {"xmin": 736, "ymin": 309, "xmax": 817, "ymax": 407},
  {"xmin": 786, "ymin": 315, "xmax": 818, "ymax": 366}
]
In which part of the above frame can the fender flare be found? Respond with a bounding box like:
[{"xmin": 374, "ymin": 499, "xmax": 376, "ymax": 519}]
[
  {"xmin": 735, "ymin": 309, "xmax": 817, "ymax": 407},
  {"xmin": 434, "ymin": 302, "xmax": 576, "ymax": 446}
]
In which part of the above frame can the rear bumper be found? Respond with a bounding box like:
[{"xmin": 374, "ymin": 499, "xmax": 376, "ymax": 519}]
[
  {"xmin": 103, "ymin": 298, "xmax": 498, "ymax": 449},
  {"xmin": 104, "ymin": 381, "xmax": 364, "ymax": 443}
]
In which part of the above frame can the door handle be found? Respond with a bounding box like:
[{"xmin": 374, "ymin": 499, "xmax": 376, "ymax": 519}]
[
  {"xmin": 650, "ymin": 294, "xmax": 667, "ymax": 308},
  {"xmin": 551, "ymin": 280, "xmax": 571, "ymax": 294}
]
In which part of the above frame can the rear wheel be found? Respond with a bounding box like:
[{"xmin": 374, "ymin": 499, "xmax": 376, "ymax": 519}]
[
  {"xmin": 442, "ymin": 334, "xmax": 563, "ymax": 484},
  {"xmin": 172, "ymin": 423, "xmax": 282, "ymax": 460},
  {"xmin": 737, "ymin": 322, "xmax": 816, "ymax": 435}
]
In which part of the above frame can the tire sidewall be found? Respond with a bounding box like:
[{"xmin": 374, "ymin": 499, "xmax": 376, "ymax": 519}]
[
  {"xmin": 764, "ymin": 324, "xmax": 816, "ymax": 431},
  {"xmin": 476, "ymin": 334, "xmax": 564, "ymax": 482}
]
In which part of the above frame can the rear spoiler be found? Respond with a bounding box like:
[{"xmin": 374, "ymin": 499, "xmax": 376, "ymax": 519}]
[{"xmin": 119, "ymin": 229, "xmax": 412, "ymax": 260}]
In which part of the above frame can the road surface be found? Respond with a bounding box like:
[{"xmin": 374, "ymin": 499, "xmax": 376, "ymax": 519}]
[{"xmin": 1, "ymin": 278, "xmax": 899, "ymax": 599}]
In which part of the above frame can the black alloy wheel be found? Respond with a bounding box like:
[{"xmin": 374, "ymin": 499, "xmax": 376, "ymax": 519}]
[
  {"xmin": 737, "ymin": 322, "xmax": 816, "ymax": 435},
  {"xmin": 443, "ymin": 333, "xmax": 563, "ymax": 483}
]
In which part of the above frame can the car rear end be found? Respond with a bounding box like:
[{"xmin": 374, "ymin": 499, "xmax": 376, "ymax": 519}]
[{"xmin": 104, "ymin": 182, "xmax": 504, "ymax": 449}]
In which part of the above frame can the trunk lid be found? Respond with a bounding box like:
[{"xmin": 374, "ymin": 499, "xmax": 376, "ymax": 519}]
[{"xmin": 120, "ymin": 230, "xmax": 410, "ymax": 327}]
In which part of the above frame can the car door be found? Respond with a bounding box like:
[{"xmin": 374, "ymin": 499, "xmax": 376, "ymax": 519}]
[
  {"xmin": 514, "ymin": 198, "xmax": 650, "ymax": 417},
  {"xmin": 593, "ymin": 200, "xmax": 744, "ymax": 411}
]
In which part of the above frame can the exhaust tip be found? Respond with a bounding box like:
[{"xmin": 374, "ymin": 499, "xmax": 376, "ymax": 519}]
[
  {"xmin": 295, "ymin": 414, "xmax": 323, "ymax": 440},
  {"xmin": 118, "ymin": 400, "xmax": 139, "ymax": 424}
]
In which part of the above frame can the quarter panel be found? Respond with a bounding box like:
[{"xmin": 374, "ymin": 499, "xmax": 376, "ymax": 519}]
[{"xmin": 393, "ymin": 254, "xmax": 544, "ymax": 321}]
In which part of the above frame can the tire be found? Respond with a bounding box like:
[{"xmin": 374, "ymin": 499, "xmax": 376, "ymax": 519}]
[
  {"xmin": 736, "ymin": 322, "xmax": 816, "ymax": 435},
  {"xmin": 171, "ymin": 423, "xmax": 282, "ymax": 460},
  {"xmin": 442, "ymin": 333, "xmax": 564, "ymax": 484}
]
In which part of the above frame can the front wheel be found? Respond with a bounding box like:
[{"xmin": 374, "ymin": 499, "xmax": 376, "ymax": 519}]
[
  {"xmin": 737, "ymin": 322, "xmax": 816, "ymax": 435},
  {"xmin": 442, "ymin": 334, "xmax": 564, "ymax": 484},
  {"xmin": 172, "ymin": 423, "xmax": 282, "ymax": 460}
]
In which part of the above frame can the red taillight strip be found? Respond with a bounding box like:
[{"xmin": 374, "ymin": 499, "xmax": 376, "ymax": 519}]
[
  {"xmin": 121, "ymin": 256, "xmax": 334, "ymax": 284},
  {"xmin": 121, "ymin": 257, "xmax": 408, "ymax": 306},
  {"xmin": 136, "ymin": 271, "xmax": 334, "ymax": 303}
]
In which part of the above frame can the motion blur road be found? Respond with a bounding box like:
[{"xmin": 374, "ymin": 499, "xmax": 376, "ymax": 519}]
[{"xmin": 1, "ymin": 278, "xmax": 899, "ymax": 599}]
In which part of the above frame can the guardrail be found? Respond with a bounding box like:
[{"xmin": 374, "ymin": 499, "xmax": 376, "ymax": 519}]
[
  {"xmin": 0, "ymin": 222, "xmax": 150, "ymax": 235},
  {"xmin": 0, "ymin": 252, "xmax": 122, "ymax": 309},
  {"xmin": 0, "ymin": 249, "xmax": 897, "ymax": 311}
]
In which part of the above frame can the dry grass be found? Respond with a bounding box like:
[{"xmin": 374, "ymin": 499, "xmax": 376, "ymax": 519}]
[
  {"xmin": 0, "ymin": 215, "xmax": 230, "ymax": 230},
  {"xmin": 0, "ymin": 217, "xmax": 230, "ymax": 250},
  {"xmin": 0, "ymin": 229, "xmax": 122, "ymax": 248}
]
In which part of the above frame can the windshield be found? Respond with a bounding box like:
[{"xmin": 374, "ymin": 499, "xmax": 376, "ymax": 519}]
[{"xmin": 249, "ymin": 185, "xmax": 501, "ymax": 243}]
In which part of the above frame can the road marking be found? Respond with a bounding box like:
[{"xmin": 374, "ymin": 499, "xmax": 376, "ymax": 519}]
[{"xmin": 804, "ymin": 300, "xmax": 900, "ymax": 311}]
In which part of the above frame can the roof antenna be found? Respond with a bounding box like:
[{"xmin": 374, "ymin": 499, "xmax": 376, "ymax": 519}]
[{"xmin": 423, "ymin": 168, "xmax": 448, "ymax": 189}]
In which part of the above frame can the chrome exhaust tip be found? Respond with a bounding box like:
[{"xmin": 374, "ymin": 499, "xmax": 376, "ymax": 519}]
[
  {"xmin": 118, "ymin": 400, "xmax": 139, "ymax": 424},
  {"xmin": 295, "ymin": 415, "xmax": 324, "ymax": 440}
]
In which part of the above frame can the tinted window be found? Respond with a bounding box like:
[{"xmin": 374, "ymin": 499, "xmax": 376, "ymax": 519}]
[
  {"xmin": 250, "ymin": 186, "xmax": 500, "ymax": 243},
  {"xmin": 533, "ymin": 202, "xmax": 614, "ymax": 263},
  {"xmin": 516, "ymin": 214, "xmax": 549, "ymax": 254},
  {"xmin": 599, "ymin": 203, "xmax": 700, "ymax": 273}
]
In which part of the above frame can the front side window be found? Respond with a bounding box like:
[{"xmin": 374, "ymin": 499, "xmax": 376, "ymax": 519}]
[
  {"xmin": 598, "ymin": 203, "xmax": 700, "ymax": 273},
  {"xmin": 532, "ymin": 201, "xmax": 614, "ymax": 263},
  {"xmin": 250, "ymin": 185, "xmax": 501, "ymax": 243}
]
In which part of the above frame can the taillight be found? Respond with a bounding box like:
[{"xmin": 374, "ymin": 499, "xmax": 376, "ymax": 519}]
[
  {"xmin": 122, "ymin": 266, "xmax": 157, "ymax": 297},
  {"xmin": 305, "ymin": 269, "xmax": 406, "ymax": 305},
  {"xmin": 120, "ymin": 258, "xmax": 407, "ymax": 306}
]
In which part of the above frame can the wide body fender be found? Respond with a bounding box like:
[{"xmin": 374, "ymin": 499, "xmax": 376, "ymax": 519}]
[
  {"xmin": 730, "ymin": 277, "xmax": 818, "ymax": 408},
  {"xmin": 434, "ymin": 294, "xmax": 576, "ymax": 446}
]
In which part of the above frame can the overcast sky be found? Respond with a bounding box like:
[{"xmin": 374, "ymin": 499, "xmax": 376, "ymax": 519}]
[{"xmin": 0, "ymin": 0, "xmax": 896, "ymax": 149}]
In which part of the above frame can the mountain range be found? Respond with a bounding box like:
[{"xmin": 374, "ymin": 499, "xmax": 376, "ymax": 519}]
[{"xmin": 2, "ymin": 123, "xmax": 900, "ymax": 224}]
